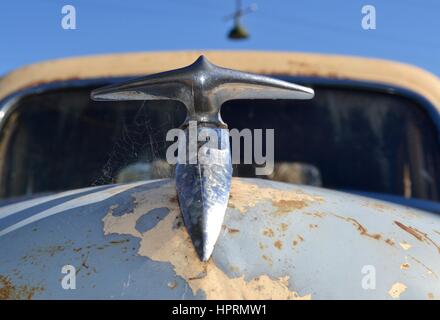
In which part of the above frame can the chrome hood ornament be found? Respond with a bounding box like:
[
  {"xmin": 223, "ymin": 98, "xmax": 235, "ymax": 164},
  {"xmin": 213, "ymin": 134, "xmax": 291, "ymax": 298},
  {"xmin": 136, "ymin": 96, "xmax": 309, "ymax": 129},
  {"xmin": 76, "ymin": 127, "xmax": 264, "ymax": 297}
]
[{"xmin": 91, "ymin": 55, "xmax": 314, "ymax": 261}]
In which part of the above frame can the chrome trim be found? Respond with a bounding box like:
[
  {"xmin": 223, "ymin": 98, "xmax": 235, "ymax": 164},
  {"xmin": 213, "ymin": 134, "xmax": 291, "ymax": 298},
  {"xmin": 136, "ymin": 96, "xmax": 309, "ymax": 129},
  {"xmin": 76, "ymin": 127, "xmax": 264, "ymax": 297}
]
[{"xmin": 89, "ymin": 56, "xmax": 314, "ymax": 261}]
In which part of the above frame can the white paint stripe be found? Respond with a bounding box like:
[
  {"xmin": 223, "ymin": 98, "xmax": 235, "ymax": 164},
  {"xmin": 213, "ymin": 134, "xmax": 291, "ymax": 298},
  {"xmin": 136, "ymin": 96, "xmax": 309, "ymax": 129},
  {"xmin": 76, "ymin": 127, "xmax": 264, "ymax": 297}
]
[
  {"xmin": 0, "ymin": 180, "xmax": 157, "ymax": 237},
  {"xmin": 0, "ymin": 185, "xmax": 102, "ymax": 220}
]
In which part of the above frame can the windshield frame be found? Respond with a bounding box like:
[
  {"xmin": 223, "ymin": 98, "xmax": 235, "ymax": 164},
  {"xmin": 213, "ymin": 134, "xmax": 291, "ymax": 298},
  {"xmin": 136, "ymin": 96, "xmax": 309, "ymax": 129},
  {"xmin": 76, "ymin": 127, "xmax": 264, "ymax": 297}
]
[{"xmin": 2, "ymin": 75, "xmax": 440, "ymax": 138}]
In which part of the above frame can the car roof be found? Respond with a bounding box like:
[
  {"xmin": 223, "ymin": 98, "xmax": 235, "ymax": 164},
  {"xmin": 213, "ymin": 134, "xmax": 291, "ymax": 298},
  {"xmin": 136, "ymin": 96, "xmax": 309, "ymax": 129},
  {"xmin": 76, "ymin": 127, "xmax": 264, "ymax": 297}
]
[{"xmin": 1, "ymin": 50, "xmax": 440, "ymax": 109}]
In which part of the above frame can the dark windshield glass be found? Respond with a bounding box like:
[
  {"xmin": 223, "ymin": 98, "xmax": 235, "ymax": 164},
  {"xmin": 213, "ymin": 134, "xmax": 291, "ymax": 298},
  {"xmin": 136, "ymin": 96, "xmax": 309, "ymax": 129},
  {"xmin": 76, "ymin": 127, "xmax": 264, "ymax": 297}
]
[{"xmin": 0, "ymin": 83, "xmax": 439, "ymax": 201}]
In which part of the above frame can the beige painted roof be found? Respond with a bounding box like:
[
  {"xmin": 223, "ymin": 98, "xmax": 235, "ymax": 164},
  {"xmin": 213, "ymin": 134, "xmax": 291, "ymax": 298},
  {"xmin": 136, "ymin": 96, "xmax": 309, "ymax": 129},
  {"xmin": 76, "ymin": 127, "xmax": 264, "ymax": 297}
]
[{"xmin": 1, "ymin": 51, "xmax": 440, "ymax": 108}]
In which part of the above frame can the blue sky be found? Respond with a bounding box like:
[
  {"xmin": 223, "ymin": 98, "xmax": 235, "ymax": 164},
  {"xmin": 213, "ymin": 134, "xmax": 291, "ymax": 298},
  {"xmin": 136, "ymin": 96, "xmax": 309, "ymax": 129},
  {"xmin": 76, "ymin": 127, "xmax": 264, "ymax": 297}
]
[{"xmin": 1, "ymin": 0, "xmax": 439, "ymax": 76}]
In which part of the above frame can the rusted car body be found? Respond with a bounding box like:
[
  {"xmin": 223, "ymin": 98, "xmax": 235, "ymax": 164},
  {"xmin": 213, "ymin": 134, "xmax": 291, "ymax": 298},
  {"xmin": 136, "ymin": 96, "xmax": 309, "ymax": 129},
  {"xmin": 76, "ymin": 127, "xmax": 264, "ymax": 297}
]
[{"xmin": 0, "ymin": 51, "xmax": 439, "ymax": 299}]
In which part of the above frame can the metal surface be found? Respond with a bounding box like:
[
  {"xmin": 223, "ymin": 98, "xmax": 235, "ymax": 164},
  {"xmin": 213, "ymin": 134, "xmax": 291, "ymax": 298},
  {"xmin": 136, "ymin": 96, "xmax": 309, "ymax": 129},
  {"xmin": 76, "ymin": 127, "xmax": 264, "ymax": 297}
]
[
  {"xmin": 175, "ymin": 127, "xmax": 232, "ymax": 261},
  {"xmin": 0, "ymin": 178, "xmax": 439, "ymax": 299},
  {"xmin": 90, "ymin": 55, "xmax": 314, "ymax": 126},
  {"xmin": 90, "ymin": 56, "xmax": 314, "ymax": 260}
]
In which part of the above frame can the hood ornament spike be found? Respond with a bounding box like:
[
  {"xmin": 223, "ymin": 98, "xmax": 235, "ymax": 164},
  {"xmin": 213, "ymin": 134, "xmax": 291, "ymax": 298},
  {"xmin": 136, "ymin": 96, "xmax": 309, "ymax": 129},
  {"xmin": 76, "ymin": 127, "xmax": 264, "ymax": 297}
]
[{"xmin": 91, "ymin": 55, "xmax": 314, "ymax": 261}]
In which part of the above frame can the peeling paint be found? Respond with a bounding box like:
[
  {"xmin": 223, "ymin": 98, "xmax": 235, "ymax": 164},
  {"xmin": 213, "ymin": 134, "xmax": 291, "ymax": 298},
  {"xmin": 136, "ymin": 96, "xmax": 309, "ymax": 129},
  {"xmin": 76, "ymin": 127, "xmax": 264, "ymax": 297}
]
[
  {"xmin": 2, "ymin": 175, "xmax": 440, "ymax": 299},
  {"xmin": 273, "ymin": 200, "xmax": 307, "ymax": 214},
  {"xmin": 103, "ymin": 180, "xmax": 311, "ymax": 300},
  {"xmin": 388, "ymin": 282, "xmax": 407, "ymax": 299},
  {"xmin": 399, "ymin": 241, "xmax": 412, "ymax": 251},
  {"xmin": 228, "ymin": 180, "xmax": 322, "ymax": 214}
]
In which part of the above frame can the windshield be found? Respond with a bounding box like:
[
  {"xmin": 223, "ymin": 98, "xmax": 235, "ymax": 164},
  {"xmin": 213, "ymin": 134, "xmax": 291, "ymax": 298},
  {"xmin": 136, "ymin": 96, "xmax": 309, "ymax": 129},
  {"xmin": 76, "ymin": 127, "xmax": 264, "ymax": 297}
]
[{"xmin": 0, "ymin": 82, "xmax": 439, "ymax": 202}]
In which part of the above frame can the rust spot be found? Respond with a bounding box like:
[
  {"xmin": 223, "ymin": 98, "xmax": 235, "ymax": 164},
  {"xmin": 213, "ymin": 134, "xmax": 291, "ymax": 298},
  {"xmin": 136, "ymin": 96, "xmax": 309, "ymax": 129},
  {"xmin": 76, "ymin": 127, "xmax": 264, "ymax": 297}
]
[
  {"xmin": 109, "ymin": 239, "xmax": 130, "ymax": 245},
  {"xmin": 395, "ymin": 221, "xmax": 440, "ymax": 253},
  {"xmin": 309, "ymin": 224, "xmax": 318, "ymax": 229},
  {"xmin": 400, "ymin": 263, "xmax": 410, "ymax": 270},
  {"xmin": 428, "ymin": 293, "xmax": 435, "ymax": 300},
  {"xmin": 82, "ymin": 259, "xmax": 89, "ymax": 269},
  {"xmin": 259, "ymin": 242, "xmax": 267, "ymax": 250},
  {"xmin": 409, "ymin": 255, "xmax": 438, "ymax": 278},
  {"xmin": 274, "ymin": 240, "xmax": 283, "ymax": 250},
  {"xmin": 173, "ymin": 216, "xmax": 184, "ymax": 229},
  {"xmin": 263, "ymin": 228, "xmax": 274, "ymax": 237},
  {"xmin": 20, "ymin": 244, "xmax": 66, "ymax": 263},
  {"xmin": 188, "ymin": 265, "xmax": 208, "ymax": 281},
  {"xmin": 363, "ymin": 201, "xmax": 394, "ymax": 212},
  {"xmin": 292, "ymin": 235, "xmax": 304, "ymax": 247},
  {"xmin": 262, "ymin": 255, "xmax": 273, "ymax": 266},
  {"xmin": 45, "ymin": 245, "xmax": 64, "ymax": 257},
  {"xmin": 331, "ymin": 214, "xmax": 382, "ymax": 241},
  {"xmin": 304, "ymin": 211, "xmax": 325, "ymax": 218},
  {"xmin": 346, "ymin": 218, "xmax": 381, "ymax": 240},
  {"xmin": 385, "ymin": 238, "xmax": 395, "ymax": 246},
  {"xmin": 395, "ymin": 221, "xmax": 424, "ymax": 241},
  {"xmin": 0, "ymin": 276, "xmax": 44, "ymax": 300},
  {"xmin": 225, "ymin": 227, "xmax": 240, "ymax": 235},
  {"xmin": 280, "ymin": 223, "xmax": 289, "ymax": 232}
]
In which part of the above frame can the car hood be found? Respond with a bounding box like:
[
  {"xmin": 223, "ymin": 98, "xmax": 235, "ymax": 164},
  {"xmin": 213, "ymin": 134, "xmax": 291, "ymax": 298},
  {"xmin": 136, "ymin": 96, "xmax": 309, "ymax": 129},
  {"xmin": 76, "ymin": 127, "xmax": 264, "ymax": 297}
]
[{"xmin": 0, "ymin": 178, "xmax": 439, "ymax": 299}]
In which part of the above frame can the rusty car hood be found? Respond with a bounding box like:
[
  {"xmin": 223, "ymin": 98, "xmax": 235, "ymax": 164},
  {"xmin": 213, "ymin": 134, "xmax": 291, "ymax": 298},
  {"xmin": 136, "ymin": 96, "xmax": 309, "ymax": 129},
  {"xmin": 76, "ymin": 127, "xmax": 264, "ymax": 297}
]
[{"xmin": 0, "ymin": 178, "xmax": 439, "ymax": 299}]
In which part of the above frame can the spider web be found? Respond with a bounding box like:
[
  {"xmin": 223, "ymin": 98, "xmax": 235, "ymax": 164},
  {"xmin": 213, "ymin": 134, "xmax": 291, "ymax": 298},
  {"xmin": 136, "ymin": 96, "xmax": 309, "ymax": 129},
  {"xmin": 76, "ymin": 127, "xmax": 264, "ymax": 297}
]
[{"xmin": 91, "ymin": 100, "xmax": 181, "ymax": 186}]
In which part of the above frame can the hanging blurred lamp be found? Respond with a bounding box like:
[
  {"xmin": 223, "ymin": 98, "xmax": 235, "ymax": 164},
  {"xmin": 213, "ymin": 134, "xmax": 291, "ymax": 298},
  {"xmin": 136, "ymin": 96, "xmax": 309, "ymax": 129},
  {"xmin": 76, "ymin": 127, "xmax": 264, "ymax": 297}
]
[
  {"xmin": 228, "ymin": 22, "xmax": 249, "ymax": 39},
  {"xmin": 225, "ymin": 0, "xmax": 257, "ymax": 40}
]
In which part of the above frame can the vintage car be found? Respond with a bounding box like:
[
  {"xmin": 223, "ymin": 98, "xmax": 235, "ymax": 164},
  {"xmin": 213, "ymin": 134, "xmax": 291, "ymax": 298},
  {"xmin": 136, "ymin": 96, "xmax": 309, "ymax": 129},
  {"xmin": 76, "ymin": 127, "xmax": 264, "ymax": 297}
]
[{"xmin": 0, "ymin": 51, "xmax": 439, "ymax": 300}]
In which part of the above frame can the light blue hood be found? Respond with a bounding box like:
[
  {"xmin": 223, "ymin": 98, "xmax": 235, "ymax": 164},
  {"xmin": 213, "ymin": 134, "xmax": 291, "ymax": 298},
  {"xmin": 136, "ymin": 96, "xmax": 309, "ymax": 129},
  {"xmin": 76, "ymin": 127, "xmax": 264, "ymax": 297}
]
[{"xmin": 0, "ymin": 178, "xmax": 439, "ymax": 299}]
